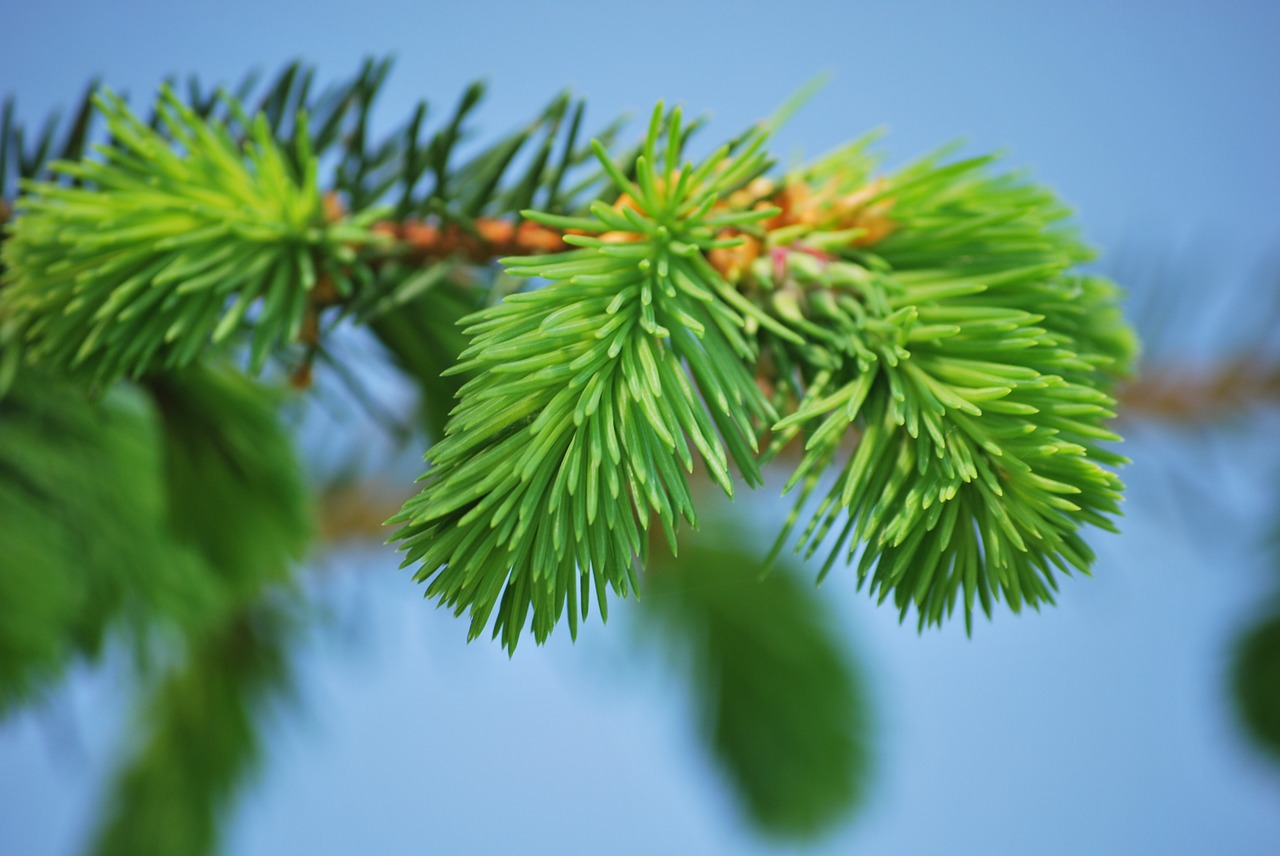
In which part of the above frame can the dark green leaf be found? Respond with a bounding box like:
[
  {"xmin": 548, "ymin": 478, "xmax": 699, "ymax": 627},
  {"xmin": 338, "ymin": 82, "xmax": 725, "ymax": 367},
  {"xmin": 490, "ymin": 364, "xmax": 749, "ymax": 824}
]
[
  {"xmin": 644, "ymin": 517, "xmax": 872, "ymax": 838},
  {"xmin": 1231, "ymin": 607, "xmax": 1280, "ymax": 760}
]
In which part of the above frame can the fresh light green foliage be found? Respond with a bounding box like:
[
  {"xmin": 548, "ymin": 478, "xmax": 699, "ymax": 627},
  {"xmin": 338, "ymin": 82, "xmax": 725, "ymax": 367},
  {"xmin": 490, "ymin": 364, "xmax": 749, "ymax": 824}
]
[
  {"xmin": 397, "ymin": 119, "xmax": 1134, "ymax": 649},
  {"xmin": 0, "ymin": 66, "xmax": 1135, "ymax": 662},
  {"xmin": 391, "ymin": 106, "xmax": 793, "ymax": 652},
  {"xmin": 763, "ymin": 145, "xmax": 1135, "ymax": 630},
  {"xmin": 644, "ymin": 520, "xmax": 870, "ymax": 838},
  {"xmin": 0, "ymin": 86, "xmax": 380, "ymax": 385}
]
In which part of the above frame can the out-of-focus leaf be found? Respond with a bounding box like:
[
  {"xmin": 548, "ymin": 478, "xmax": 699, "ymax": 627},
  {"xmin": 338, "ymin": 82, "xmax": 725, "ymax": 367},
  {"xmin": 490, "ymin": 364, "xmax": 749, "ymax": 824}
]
[
  {"xmin": 0, "ymin": 371, "xmax": 220, "ymax": 715},
  {"xmin": 90, "ymin": 602, "xmax": 294, "ymax": 856},
  {"xmin": 644, "ymin": 518, "xmax": 872, "ymax": 839},
  {"xmin": 146, "ymin": 365, "xmax": 311, "ymax": 592},
  {"xmin": 0, "ymin": 365, "xmax": 308, "ymax": 848},
  {"xmin": 1231, "ymin": 606, "xmax": 1280, "ymax": 760}
]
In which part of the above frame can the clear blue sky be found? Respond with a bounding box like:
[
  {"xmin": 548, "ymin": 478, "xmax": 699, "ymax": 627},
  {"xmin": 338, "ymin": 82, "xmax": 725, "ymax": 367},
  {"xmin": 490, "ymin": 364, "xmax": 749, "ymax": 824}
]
[{"xmin": 2, "ymin": 2, "xmax": 1279, "ymax": 854}]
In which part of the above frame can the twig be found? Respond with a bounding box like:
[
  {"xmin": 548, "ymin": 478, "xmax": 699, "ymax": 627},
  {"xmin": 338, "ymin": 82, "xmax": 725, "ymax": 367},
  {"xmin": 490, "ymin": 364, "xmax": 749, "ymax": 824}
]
[{"xmin": 1116, "ymin": 359, "xmax": 1280, "ymax": 423}]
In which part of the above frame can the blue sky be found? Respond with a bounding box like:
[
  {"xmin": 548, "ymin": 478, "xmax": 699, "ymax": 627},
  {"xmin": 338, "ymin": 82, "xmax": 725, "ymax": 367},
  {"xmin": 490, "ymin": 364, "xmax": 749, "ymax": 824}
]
[{"xmin": 3, "ymin": 3, "xmax": 1280, "ymax": 854}]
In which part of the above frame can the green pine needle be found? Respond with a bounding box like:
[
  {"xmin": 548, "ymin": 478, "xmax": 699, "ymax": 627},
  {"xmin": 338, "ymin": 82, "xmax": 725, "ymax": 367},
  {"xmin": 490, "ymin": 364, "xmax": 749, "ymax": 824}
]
[
  {"xmin": 391, "ymin": 105, "xmax": 781, "ymax": 652},
  {"xmin": 0, "ymin": 73, "xmax": 1134, "ymax": 655},
  {"xmin": 762, "ymin": 145, "xmax": 1134, "ymax": 630},
  {"xmin": 0, "ymin": 85, "xmax": 381, "ymax": 385},
  {"xmin": 394, "ymin": 104, "xmax": 1136, "ymax": 650}
]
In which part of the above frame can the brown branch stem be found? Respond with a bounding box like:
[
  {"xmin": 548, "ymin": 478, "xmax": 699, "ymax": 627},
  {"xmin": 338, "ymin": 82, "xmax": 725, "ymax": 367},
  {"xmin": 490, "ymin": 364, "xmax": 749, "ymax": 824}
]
[{"xmin": 1115, "ymin": 360, "xmax": 1280, "ymax": 422}]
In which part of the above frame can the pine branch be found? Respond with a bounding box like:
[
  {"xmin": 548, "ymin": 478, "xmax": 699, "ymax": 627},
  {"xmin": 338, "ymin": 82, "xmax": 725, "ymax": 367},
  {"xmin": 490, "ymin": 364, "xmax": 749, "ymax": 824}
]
[
  {"xmin": 0, "ymin": 372, "xmax": 224, "ymax": 714},
  {"xmin": 1117, "ymin": 358, "xmax": 1280, "ymax": 423},
  {"xmin": 0, "ymin": 66, "xmax": 1135, "ymax": 656},
  {"xmin": 751, "ymin": 146, "xmax": 1133, "ymax": 630},
  {"xmin": 1, "ymin": 86, "xmax": 382, "ymax": 385},
  {"xmin": 309, "ymin": 343, "xmax": 1280, "ymax": 547},
  {"xmin": 145, "ymin": 364, "xmax": 311, "ymax": 592},
  {"xmin": 389, "ymin": 107, "xmax": 783, "ymax": 652},
  {"xmin": 385, "ymin": 101, "xmax": 1135, "ymax": 648}
]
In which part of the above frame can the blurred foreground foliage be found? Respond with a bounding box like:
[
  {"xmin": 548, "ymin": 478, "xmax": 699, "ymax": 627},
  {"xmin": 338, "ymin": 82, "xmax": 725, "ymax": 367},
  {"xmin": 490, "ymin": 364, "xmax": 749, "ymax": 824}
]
[
  {"xmin": 1232, "ymin": 609, "xmax": 1280, "ymax": 759},
  {"xmin": 0, "ymin": 373, "xmax": 219, "ymax": 714},
  {"xmin": 643, "ymin": 515, "xmax": 871, "ymax": 836},
  {"xmin": 91, "ymin": 604, "xmax": 293, "ymax": 856},
  {"xmin": 0, "ymin": 365, "xmax": 304, "ymax": 856}
]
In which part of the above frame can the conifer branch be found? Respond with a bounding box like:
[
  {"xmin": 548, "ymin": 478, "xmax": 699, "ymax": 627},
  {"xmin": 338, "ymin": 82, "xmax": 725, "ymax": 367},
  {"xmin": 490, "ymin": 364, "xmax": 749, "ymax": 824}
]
[
  {"xmin": 1116, "ymin": 358, "xmax": 1280, "ymax": 423},
  {"xmin": 390, "ymin": 106, "xmax": 1135, "ymax": 649},
  {"xmin": 748, "ymin": 146, "xmax": 1135, "ymax": 630},
  {"xmin": 0, "ymin": 67, "xmax": 1136, "ymax": 656},
  {"xmin": 0, "ymin": 60, "xmax": 1141, "ymax": 851},
  {"xmin": 1, "ymin": 86, "xmax": 383, "ymax": 386},
  {"xmin": 389, "ymin": 106, "xmax": 785, "ymax": 652},
  {"xmin": 91, "ymin": 601, "xmax": 293, "ymax": 856}
]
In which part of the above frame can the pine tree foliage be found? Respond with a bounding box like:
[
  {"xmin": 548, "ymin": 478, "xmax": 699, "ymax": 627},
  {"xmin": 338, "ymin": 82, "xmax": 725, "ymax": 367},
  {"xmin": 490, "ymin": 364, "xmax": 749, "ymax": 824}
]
[
  {"xmin": 0, "ymin": 57, "xmax": 1143, "ymax": 852},
  {"xmin": 390, "ymin": 107, "xmax": 793, "ymax": 651},
  {"xmin": 0, "ymin": 375, "xmax": 204, "ymax": 711},
  {"xmin": 758, "ymin": 142, "xmax": 1137, "ymax": 629},
  {"xmin": 90, "ymin": 603, "xmax": 293, "ymax": 856},
  {"xmin": 1, "ymin": 86, "xmax": 381, "ymax": 385},
  {"xmin": 0, "ymin": 362, "xmax": 308, "ymax": 708},
  {"xmin": 146, "ymin": 364, "xmax": 311, "ymax": 592},
  {"xmin": 0, "ymin": 67, "xmax": 1136, "ymax": 651},
  {"xmin": 392, "ymin": 111, "xmax": 1135, "ymax": 650}
]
